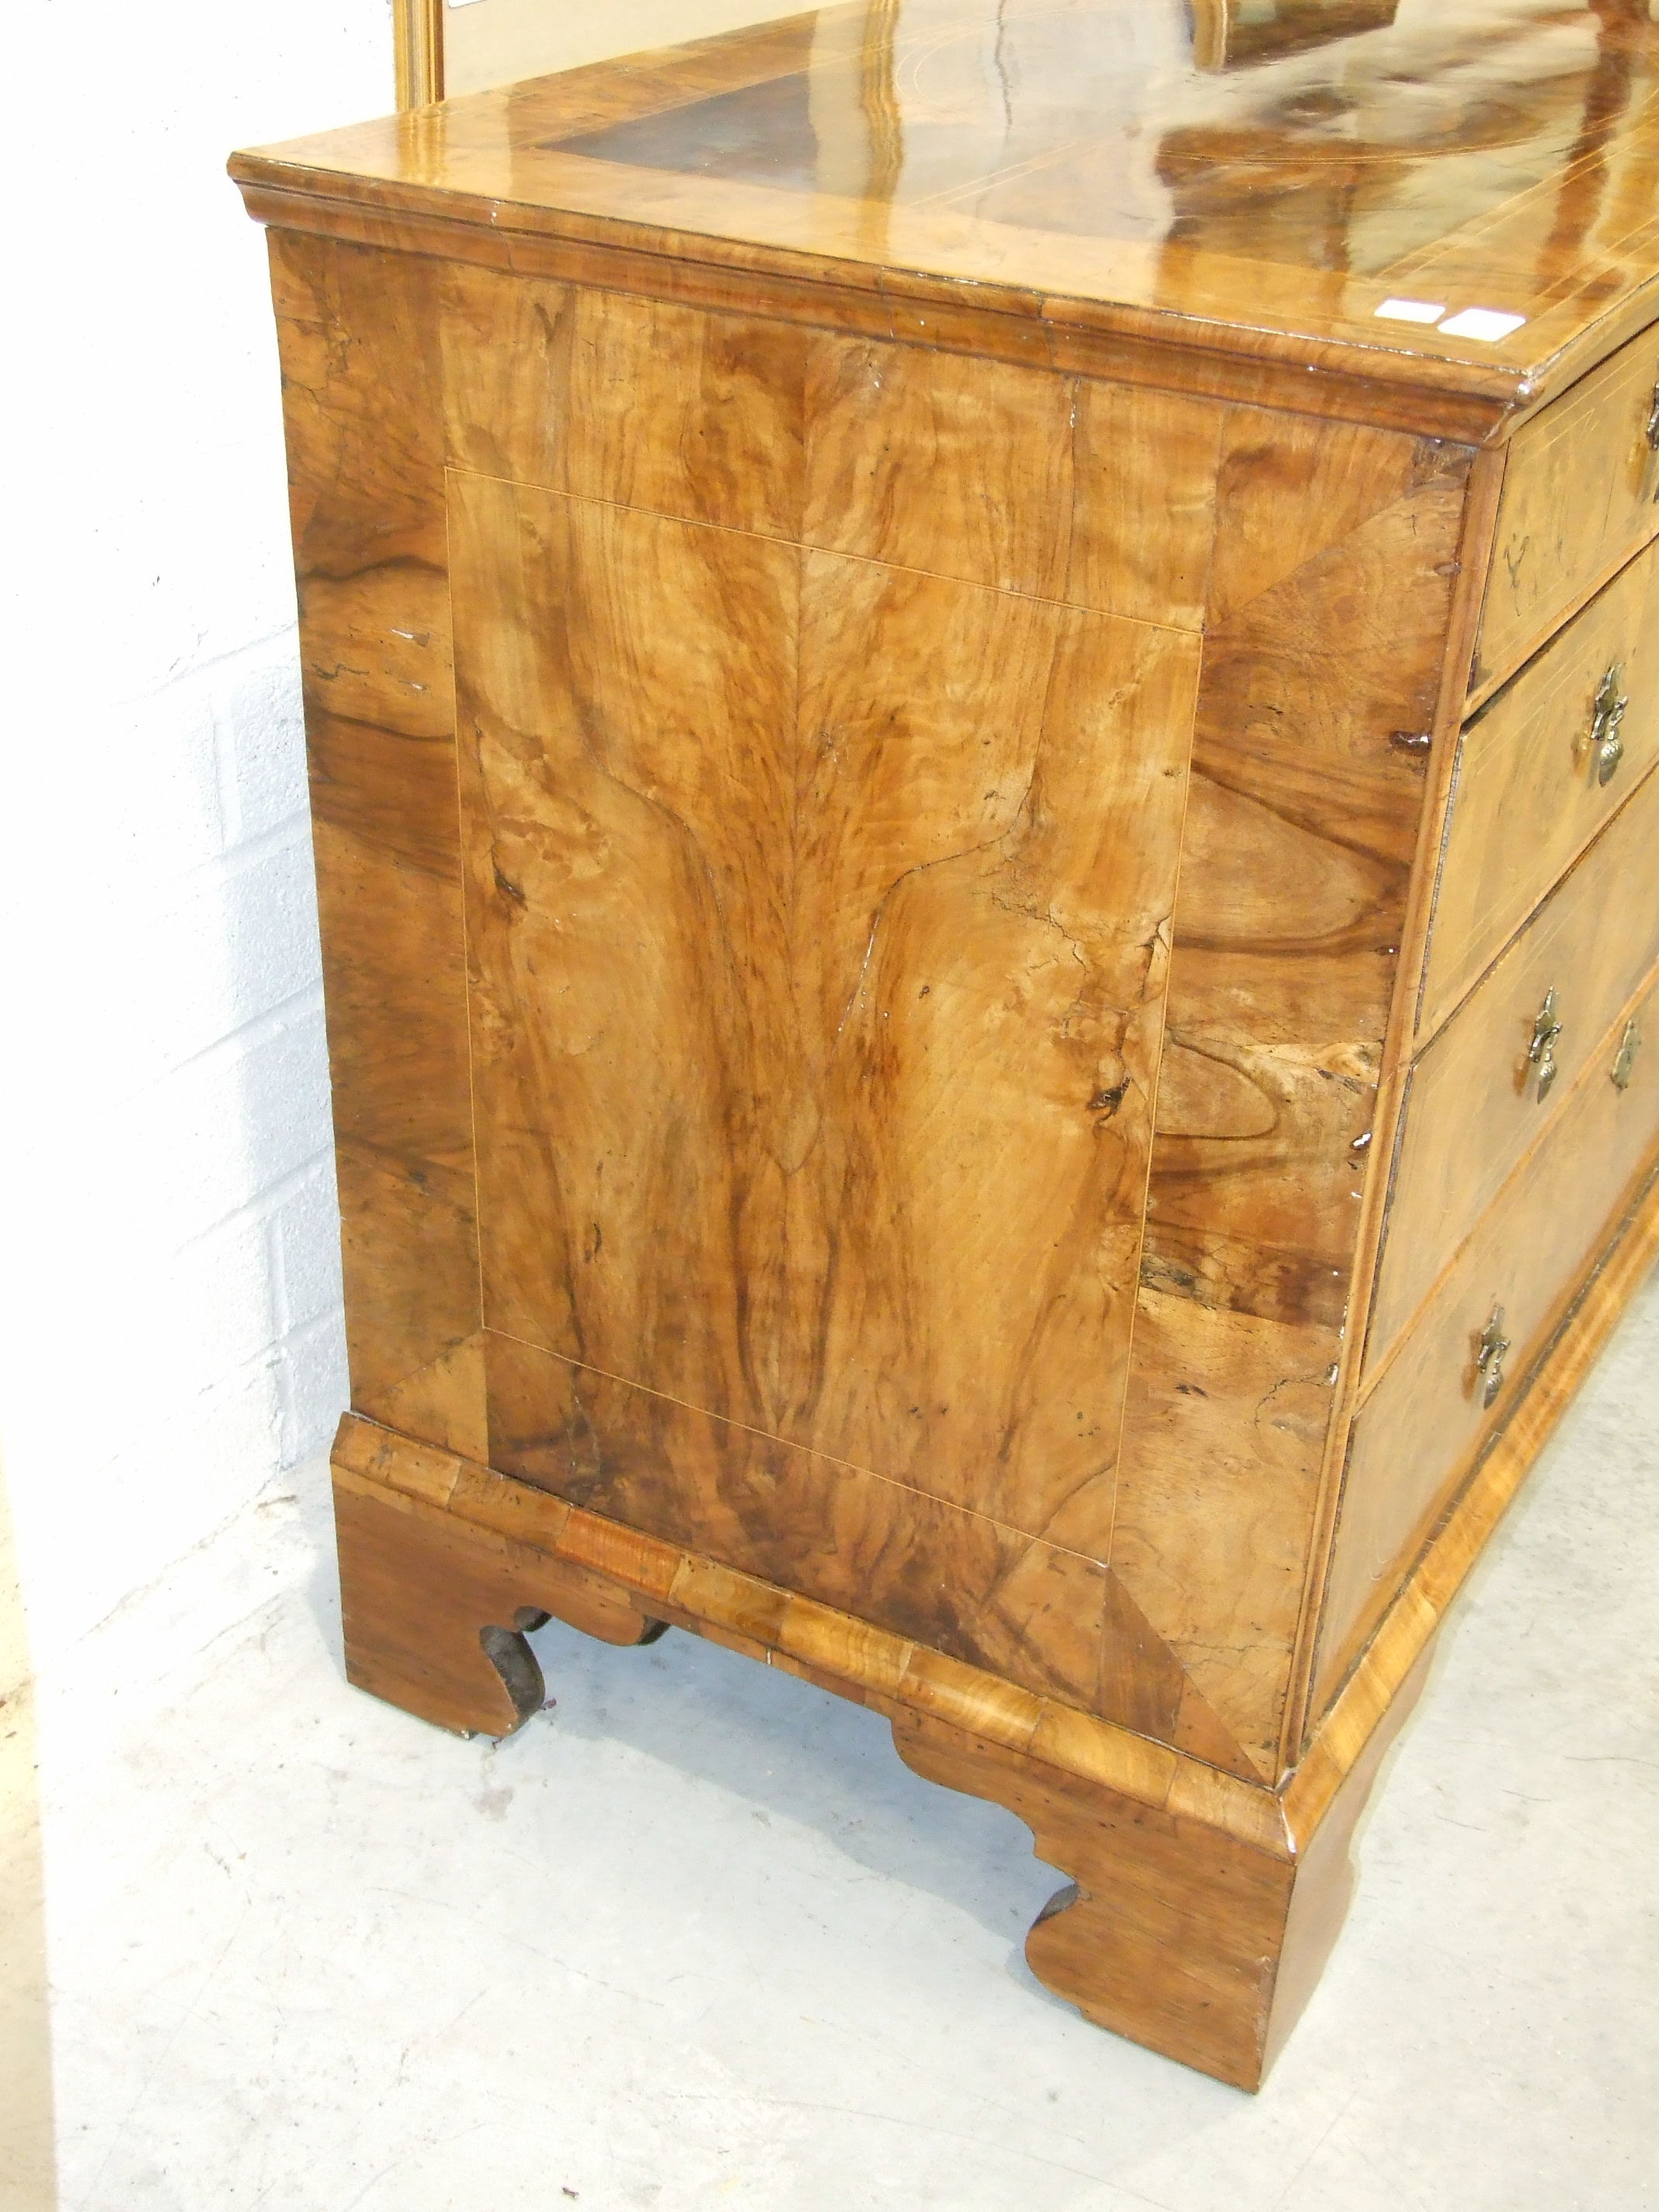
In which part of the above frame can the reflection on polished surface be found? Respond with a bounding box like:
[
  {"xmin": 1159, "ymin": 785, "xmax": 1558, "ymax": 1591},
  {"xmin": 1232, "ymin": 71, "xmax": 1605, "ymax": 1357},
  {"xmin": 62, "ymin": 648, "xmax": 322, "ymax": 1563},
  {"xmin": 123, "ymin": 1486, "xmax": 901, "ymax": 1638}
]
[
  {"xmin": 546, "ymin": 0, "xmax": 1648, "ymax": 277},
  {"xmin": 237, "ymin": 0, "xmax": 1657, "ymax": 385},
  {"xmin": 1188, "ymin": 0, "xmax": 1401, "ymax": 71}
]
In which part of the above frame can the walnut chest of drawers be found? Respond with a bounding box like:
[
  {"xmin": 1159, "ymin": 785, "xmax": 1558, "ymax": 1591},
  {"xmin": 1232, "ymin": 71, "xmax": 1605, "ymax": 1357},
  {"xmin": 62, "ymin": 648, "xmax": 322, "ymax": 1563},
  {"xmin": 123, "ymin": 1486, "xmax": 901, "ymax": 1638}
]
[{"xmin": 232, "ymin": 0, "xmax": 1659, "ymax": 2089}]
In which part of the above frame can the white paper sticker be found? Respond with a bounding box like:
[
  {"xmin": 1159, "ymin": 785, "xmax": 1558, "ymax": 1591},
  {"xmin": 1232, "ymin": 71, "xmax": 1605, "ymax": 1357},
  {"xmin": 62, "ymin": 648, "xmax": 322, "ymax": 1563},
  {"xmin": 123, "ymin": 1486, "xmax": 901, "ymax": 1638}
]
[
  {"xmin": 1374, "ymin": 298, "xmax": 1445, "ymax": 323},
  {"xmin": 1437, "ymin": 308, "xmax": 1528, "ymax": 342}
]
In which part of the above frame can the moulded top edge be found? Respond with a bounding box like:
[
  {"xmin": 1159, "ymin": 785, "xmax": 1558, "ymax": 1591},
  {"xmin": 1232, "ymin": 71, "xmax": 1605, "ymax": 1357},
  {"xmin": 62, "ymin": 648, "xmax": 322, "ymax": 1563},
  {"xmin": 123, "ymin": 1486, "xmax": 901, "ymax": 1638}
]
[{"xmin": 230, "ymin": 0, "xmax": 1659, "ymax": 417}]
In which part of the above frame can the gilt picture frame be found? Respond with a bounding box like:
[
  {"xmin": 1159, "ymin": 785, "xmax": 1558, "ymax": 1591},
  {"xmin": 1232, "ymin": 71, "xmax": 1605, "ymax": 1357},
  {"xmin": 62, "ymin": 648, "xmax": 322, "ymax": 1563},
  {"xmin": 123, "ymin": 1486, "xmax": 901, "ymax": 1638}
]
[
  {"xmin": 392, "ymin": 0, "xmax": 443, "ymax": 106},
  {"xmin": 391, "ymin": 0, "xmax": 812, "ymax": 108}
]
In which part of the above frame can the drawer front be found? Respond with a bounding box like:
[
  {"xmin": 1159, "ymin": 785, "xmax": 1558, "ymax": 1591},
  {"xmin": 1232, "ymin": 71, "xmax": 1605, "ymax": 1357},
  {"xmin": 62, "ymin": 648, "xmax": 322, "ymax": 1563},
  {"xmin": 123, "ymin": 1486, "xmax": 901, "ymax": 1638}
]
[
  {"xmin": 1316, "ymin": 972, "xmax": 1659, "ymax": 1705},
  {"xmin": 1473, "ymin": 324, "xmax": 1659, "ymax": 697},
  {"xmin": 1422, "ymin": 541, "xmax": 1659, "ymax": 1038},
  {"xmin": 1375, "ymin": 770, "xmax": 1659, "ymax": 1362}
]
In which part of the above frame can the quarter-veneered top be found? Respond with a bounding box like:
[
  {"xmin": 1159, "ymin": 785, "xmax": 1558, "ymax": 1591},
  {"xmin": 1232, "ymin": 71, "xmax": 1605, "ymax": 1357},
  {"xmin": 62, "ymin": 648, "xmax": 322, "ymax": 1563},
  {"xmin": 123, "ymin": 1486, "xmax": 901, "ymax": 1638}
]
[{"xmin": 233, "ymin": 0, "xmax": 1658, "ymax": 423}]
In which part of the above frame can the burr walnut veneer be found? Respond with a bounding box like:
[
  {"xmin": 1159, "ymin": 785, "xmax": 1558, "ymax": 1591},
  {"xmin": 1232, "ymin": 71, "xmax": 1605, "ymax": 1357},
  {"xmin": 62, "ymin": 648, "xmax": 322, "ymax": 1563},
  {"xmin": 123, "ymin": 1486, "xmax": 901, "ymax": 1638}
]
[{"xmin": 234, "ymin": 0, "xmax": 1659, "ymax": 2089}]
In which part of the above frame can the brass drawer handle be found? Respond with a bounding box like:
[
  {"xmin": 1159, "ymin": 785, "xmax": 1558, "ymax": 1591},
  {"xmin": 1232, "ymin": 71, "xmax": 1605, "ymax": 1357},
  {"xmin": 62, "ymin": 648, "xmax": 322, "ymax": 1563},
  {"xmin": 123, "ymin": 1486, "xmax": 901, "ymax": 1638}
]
[
  {"xmin": 1526, "ymin": 986, "xmax": 1562, "ymax": 1101},
  {"xmin": 1474, "ymin": 1303, "xmax": 1511, "ymax": 1409},
  {"xmin": 1612, "ymin": 1015, "xmax": 1643, "ymax": 1091},
  {"xmin": 1587, "ymin": 665, "xmax": 1627, "ymax": 786}
]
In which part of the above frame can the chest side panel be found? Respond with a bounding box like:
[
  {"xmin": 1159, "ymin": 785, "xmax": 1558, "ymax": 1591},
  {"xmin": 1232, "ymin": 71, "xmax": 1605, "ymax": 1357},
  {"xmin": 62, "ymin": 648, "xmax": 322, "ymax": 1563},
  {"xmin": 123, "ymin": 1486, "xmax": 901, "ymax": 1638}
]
[{"xmin": 289, "ymin": 241, "xmax": 1473, "ymax": 1772}]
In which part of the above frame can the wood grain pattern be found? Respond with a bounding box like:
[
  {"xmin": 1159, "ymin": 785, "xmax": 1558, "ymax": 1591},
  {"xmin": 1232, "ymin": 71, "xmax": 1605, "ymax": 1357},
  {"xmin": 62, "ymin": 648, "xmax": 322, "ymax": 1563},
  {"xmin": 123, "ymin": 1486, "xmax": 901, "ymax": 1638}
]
[
  {"xmin": 1067, "ymin": 377, "xmax": 1226, "ymax": 631},
  {"xmin": 1372, "ymin": 770, "xmax": 1659, "ymax": 1365},
  {"xmin": 1473, "ymin": 323, "xmax": 1659, "ymax": 697},
  {"xmin": 802, "ymin": 338, "xmax": 1080, "ymax": 598},
  {"xmin": 800, "ymin": 339, "xmax": 1226, "ymax": 627},
  {"xmin": 412, "ymin": 259, "xmax": 1480, "ymax": 1779},
  {"xmin": 1317, "ymin": 970, "xmax": 1659, "ymax": 1703},
  {"xmin": 284, "ymin": 232, "xmax": 1512, "ymax": 1786},
  {"xmin": 1108, "ymin": 418, "xmax": 1472, "ymax": 1776},
  {"xmin": 1421, "ymin": 540, "xmax": 1659, "ymax": 1038},
  {"xmin": 447, "ymin": 467, "xmax": 1200, "ymax": 1595},
  {"xmin": 270, "ymin": 231, "xmax": 486, "ymax": 1459},
  {"xmin": 480, "ymin": 1324, "xmax": 1120, "ymax": 1719},
  {"xmin": 442, "ymin": 263, "xmax": 810, "ymax": 540},
  {"xmin": 440, "ymin": 265, "xmax": 1232, "ymax": 632}
]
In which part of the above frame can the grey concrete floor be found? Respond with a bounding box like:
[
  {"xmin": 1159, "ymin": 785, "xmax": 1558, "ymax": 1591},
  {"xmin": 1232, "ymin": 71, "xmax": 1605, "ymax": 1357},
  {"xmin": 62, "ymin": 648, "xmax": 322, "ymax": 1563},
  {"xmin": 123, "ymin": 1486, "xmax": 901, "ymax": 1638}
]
[{"xmin": 22, "ymin": 1275, "xmax": 1659, "ymax": 2210}]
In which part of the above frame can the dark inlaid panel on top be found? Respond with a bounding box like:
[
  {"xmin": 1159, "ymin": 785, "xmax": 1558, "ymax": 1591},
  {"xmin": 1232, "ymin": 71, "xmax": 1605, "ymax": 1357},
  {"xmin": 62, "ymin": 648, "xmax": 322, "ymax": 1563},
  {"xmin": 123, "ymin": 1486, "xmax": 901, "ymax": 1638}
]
[{"xmin": 551, "ymin": 67, "xmax": 824, "ymax": 192}]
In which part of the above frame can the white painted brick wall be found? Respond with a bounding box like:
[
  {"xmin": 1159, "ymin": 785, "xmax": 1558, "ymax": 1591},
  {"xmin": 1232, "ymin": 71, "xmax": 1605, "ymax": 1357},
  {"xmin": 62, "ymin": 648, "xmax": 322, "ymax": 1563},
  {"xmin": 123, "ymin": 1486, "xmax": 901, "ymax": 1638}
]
[{"xmin": 1, "ymin": 1, "xmax": 392, "ymax": 1664}]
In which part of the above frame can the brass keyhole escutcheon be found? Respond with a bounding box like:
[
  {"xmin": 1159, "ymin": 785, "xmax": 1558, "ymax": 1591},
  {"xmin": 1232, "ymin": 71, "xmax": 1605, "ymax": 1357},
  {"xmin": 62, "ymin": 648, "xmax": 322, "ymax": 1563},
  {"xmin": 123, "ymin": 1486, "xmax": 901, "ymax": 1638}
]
[
  {"xmin": 1612, "ymin": 1015, "xmax": 1643, "ymax": 1092},
  {"xmin": 1527, "ymin": 986, "xmax": 1563, "ymax": 1101},
  {"xmin": 1474, "ymin": 1303, "xmax": 1511, "ymax": 1410},
  {"xmin": 1587, "ymin": 665, "xmax": 1627, "ymax": 786}
]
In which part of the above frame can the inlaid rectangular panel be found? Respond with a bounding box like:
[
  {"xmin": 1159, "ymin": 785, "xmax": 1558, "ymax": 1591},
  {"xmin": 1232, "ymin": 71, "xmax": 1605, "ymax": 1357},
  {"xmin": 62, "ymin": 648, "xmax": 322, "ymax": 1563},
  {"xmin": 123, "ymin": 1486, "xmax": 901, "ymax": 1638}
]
[
  {"xmin": 1473, "ymin": 325, "xmax": 1659, "ymax": 696},
  {"xmin": 1372, "ymin": 771, "xmax": 1659, "ymax": 1365},
  {"xmin": 1421, "ymin": 541, "xmax": 1659, "ymax": 1039},
  {"xmin": 447, "ymin": 468, "xmax": 1198, "ymax": 1578},
  {"xmin": 1316, "ymin": 972, "xmax": 1659, "ymax": 1708}
]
